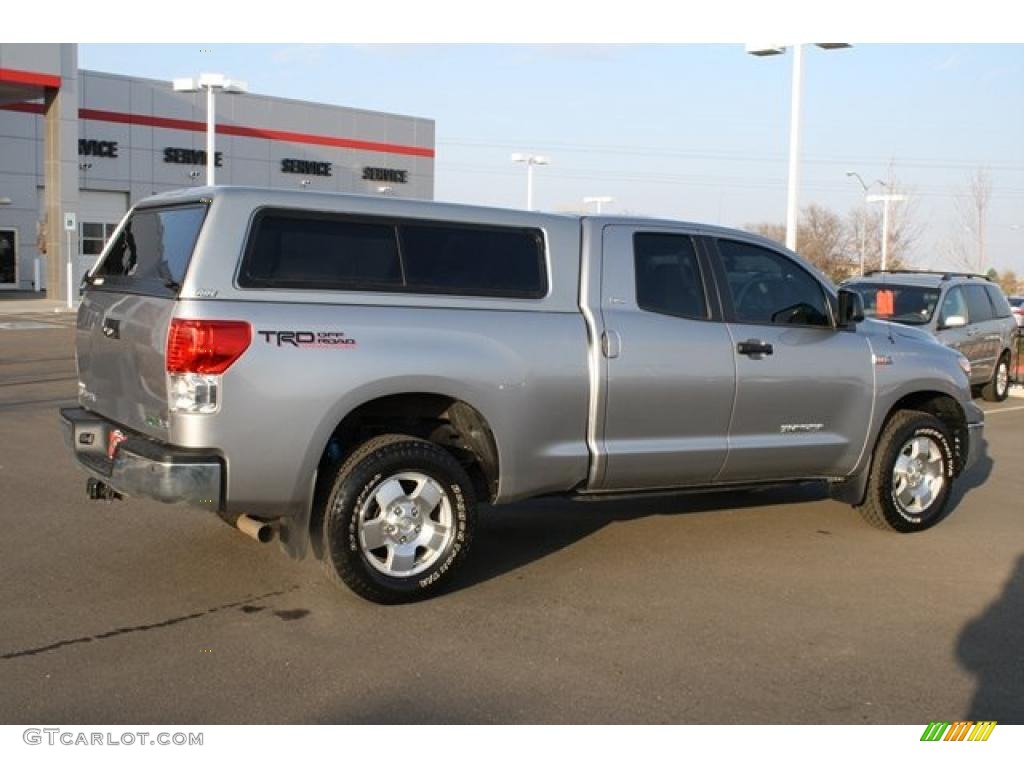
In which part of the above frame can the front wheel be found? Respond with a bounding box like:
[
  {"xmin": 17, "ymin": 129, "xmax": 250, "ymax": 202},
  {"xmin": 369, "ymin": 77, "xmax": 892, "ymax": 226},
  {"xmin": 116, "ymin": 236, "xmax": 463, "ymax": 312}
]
[
  {"xmin": 855, "ymin": 410, "xmax": 955, "ymax": 533},
  {"xmin": 321, "ymin": 434, "xmax": 476, "ymax": 604},
  {"xmin": 981, "ymin": 354, "xmax": 1010, "ymax": 402}
]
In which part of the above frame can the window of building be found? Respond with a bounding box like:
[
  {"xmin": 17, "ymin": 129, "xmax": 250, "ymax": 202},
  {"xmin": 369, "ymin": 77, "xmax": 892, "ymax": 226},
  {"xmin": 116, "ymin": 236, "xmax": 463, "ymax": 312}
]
[{"xmin": 80, "ymin": 222, "xmax": 119, "ymax": 258}]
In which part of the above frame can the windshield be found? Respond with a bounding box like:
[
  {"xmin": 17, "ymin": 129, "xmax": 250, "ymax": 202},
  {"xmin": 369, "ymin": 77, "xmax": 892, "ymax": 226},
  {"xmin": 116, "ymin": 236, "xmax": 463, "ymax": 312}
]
[{"xmin": 845, "ymin": 283, "xmax": 941, "ymax": 326}]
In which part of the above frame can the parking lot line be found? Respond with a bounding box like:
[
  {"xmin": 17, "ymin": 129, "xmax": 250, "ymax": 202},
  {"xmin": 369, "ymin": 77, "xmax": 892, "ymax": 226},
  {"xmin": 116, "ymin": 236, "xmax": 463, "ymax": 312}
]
[{"xmin": 981, "ymin": 405, "xmax": 1024, "ymax": 415}]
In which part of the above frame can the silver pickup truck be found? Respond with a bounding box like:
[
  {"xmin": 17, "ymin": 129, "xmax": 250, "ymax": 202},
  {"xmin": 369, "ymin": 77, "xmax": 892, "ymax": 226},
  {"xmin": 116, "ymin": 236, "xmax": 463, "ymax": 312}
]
[{"xmin": 62, "ymin": 186, "xmax": 984, "ymax": 603}]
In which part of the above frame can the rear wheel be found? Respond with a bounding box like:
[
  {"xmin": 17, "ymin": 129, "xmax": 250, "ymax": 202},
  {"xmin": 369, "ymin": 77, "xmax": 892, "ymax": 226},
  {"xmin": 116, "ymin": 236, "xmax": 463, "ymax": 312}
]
[
  {"xmin": 981, "ymin": 354, "xmax": 1010, "ymax": 402},
  {"xmin": 855, "ymin": 410, "xmax": 955, "ymax": 533},
  {"xmin": 321, "ymin": 434, "xmax": 476, "ymax": 604}
]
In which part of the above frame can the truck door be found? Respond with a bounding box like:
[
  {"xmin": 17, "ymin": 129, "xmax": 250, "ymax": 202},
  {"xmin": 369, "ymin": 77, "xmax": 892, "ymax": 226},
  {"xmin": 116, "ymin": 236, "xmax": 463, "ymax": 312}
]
[
  {"xmin": 708, "ymin": 237, "xmax": 873, "ymax": 482},
  {"xmin": 592, "ymin": 225, "xmax": 736, "ymax": 490}
]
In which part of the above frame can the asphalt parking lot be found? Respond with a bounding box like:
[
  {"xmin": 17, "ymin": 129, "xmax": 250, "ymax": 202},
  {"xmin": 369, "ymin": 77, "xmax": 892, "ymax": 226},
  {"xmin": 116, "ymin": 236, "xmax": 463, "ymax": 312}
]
[{"xmin": 1, "ymin": 314, "xmax": 1022, "ymax": 724}]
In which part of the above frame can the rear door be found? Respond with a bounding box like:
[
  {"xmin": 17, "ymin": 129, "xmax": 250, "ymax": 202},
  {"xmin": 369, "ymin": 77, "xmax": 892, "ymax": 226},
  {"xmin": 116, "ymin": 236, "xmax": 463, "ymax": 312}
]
[
  {"xmin": 594, "ymin": 225, "xmax": 735, "ymax": 490},
  {"xmin": 709, "ymin": 237, "xmax": 873, "ymax": 482},
  {"xmin": 962, "ymin": 283, "xmax": 999, "ymax": 381},
  {"xmin": 76, "ymin": 203, "xmax": 208, "ymax": 441}
]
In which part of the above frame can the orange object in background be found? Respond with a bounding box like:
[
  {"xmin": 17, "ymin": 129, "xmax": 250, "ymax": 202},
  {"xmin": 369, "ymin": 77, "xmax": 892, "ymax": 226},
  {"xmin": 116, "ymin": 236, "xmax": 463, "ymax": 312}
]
[{"xmin": 876, "ymin": 289, "xmax": 895, "ymax": 317}]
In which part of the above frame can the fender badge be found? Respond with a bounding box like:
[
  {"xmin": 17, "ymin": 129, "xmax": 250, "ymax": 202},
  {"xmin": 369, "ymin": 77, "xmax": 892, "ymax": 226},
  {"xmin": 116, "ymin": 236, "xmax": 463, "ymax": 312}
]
[{"xmin": 873, "ymin": 354, "xmax": 893, "ymax": 366}]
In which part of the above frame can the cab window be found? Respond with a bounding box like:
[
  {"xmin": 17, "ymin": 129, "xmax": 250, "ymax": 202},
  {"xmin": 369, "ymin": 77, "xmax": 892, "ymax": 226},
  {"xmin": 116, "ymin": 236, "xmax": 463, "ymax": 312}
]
[
  {"xmin": 717, "ymin": 239, "xmax": 830, "ymax": 327},
  {"xmin": 633, "ymin": 233, "xmax": 708, "ymax": 320}
]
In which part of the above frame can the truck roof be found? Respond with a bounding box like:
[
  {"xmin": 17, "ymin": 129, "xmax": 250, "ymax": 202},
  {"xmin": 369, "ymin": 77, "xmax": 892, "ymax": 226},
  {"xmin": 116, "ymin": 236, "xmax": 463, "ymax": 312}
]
[{"xmin": 137, "ymin": 185, "xmax": 783, "ymax": 247}]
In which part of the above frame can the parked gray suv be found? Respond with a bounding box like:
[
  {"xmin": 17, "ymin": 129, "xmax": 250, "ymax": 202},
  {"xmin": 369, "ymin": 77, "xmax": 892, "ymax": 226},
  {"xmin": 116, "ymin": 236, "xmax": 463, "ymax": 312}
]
[
  {"xmin": 843, "ymin": 271, "xmax": 1017, "ymax": 402},
  {"xmin": 61, "ymin": 187, "xmax": 985, "ymax": 603}
]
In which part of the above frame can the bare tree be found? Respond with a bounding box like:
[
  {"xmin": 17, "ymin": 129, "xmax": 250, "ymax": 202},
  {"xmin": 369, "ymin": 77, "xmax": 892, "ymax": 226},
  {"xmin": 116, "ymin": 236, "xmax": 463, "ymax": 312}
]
[
  {"xmin": 748, "ymin": 222, "xmax": 786, "ymax": 245},
  {"xmin": 798, "ymin": 204, "xmax": 854, "ymax": 282},
  {"xmin": 944, "ymin": 167, "xmax": 992, "ymax": 273}
]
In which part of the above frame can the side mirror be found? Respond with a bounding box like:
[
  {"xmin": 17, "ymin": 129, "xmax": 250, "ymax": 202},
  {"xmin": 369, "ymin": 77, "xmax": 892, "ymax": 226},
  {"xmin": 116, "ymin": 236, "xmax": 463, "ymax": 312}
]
[
  {"xmin": 942, "ymin": 315, "xmax": 967, "ymax": 329},
  {"xmin": 837, "ymin": 288, "xmax": 865, "ymax": 327}
]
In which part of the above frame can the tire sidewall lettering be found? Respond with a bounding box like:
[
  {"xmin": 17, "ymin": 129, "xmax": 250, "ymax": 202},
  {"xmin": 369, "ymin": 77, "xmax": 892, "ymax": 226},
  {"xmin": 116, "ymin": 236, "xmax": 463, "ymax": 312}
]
[{"xmin": 888, "ymin": 425, "xmax": 953, "ymax": 523}]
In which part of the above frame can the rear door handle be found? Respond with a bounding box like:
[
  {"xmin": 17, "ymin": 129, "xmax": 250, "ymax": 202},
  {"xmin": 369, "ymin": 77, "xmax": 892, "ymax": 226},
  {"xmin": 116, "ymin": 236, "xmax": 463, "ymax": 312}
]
[
  {"xmin": 737, "ymin": 339, "xmax": 773, "ymax": 357},
  {"xmin": 601, "ymin": 330, "xmax": 621, "ymax": 359}
]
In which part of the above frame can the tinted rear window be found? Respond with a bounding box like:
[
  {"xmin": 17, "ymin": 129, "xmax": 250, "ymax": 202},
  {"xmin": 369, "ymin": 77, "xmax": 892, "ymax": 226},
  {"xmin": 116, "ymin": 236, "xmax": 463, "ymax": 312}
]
[
  {"xmin": 240, "ymin": 210, "xmax": 547, "ymax": 299},
  {"xmin": 90, "ymin": 205, "xmax": 207, "ymax": 297},
  {"xmin": 633, "ymin": 233, "xmax": 708, "ymax": 320},
  {"xmin": 241, "ymin": 214, "xmax": 402, "ymax": 290},
  {"xmin": 964, "ymin": 284, "xmax": 995, "ymax": 323}
]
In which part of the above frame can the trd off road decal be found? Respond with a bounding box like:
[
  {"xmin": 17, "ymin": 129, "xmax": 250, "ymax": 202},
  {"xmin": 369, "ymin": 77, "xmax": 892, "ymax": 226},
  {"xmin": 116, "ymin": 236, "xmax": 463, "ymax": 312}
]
[{"xmin": 258, "ymin": 330, "xmax": 357, "ymax": 348}]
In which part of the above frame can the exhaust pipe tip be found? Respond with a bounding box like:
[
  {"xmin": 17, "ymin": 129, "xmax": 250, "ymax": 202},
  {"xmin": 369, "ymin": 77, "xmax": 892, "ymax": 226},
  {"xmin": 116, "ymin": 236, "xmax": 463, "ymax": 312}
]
[{"xmin": 235, "ymin": 513, "xmax": 275, "ymax": 544}]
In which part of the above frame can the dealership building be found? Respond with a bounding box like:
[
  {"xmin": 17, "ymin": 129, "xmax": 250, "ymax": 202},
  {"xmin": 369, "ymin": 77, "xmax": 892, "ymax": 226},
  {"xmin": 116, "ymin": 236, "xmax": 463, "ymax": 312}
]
[{"xmin": 0, "ymin": 43, "xmax": 435, "ymax": 296}]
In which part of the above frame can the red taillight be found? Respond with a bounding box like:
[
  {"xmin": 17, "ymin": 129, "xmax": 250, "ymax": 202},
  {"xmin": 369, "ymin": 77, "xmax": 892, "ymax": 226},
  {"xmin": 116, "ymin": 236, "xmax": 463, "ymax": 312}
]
[{"xmin": 166, "ymin": 319, "xmax": 251, "ymax": 374}]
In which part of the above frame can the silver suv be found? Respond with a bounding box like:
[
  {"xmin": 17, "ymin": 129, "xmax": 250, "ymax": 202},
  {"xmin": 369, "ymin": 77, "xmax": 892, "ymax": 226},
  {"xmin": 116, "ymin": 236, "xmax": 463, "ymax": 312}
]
[
  {"xmin": 62, "ymin": 187, "xmax": 985, "ymax": 603},
  {"xmin": 843, "ymin": 271, "xmax": 1018, "ymax": 402}
]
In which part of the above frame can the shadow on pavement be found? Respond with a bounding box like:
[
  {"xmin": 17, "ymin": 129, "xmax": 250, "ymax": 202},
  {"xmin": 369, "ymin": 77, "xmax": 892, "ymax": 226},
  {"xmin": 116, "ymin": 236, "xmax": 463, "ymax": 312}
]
[
  {"xmin": 946, "ymin": 436, "xmax": 994, "ymax": 512},
  {"xmin": 957, "ymin": 554, "xmax": 1024, "ymax": 724},
  {"xmin": 450, "ymin": 481, "xmax": 828, "ymax": 594}
]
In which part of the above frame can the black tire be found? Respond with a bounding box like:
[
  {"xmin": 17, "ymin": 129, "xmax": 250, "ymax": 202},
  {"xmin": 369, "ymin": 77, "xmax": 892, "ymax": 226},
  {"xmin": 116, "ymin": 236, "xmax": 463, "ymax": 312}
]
[
  {"xmin": 855, "ymin": 410, "xmax": 955, "ymax": 533},
  {"xmin": 981, "ymin": 353, "xmax": 1010, "ymax": 402},
  {"xmin": 321, "ymin": 434, "xmax": 476, "ymax": 604}
]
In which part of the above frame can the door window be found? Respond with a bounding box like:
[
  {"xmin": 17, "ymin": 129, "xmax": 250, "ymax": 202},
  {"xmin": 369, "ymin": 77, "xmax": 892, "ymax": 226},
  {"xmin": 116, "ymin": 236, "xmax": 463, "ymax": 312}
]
[
  {"xmin": 717, "ymin": 239, "xmax": 831, "ymax": 327},
  {"xmin": 633, "ymin": 233, "xmax": 708, "ymax": 320},
  {"xmin": 939, "ymin": 286, "xmax": 969, "ymax": 326},
  {"xmin": 963, "ymin": 284, "xmax": 995, "ymax": 324},
  {"xmin": 984, "ymin": 284, "xmax": 1013, "ymax": 318}
]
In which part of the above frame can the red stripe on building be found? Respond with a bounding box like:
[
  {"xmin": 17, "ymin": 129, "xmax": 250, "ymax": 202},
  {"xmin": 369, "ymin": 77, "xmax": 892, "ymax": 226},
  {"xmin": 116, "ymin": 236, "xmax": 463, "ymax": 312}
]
[
  {"xmin": 0, "ymin": 101, "xmax": 46, "ymax": 115},
  {"xmin": 0, "ymin": 67, "xmax": 61, "ymax": 89},
  {"xmin": 78, "ymin": 108, "xmax": 434, "ymax": 158}
]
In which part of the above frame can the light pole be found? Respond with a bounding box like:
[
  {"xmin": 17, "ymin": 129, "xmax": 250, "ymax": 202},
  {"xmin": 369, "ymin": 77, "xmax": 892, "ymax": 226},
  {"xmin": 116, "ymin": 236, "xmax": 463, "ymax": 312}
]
[
  {"xmin": 172, "ymin": 73, "xmax": 248, "ymax": 186},
  {"xmin": 866, "ymin": 187, "xmax": 907, "ymax": 272},
  {"xmin": 747, "ymin": 44, "xmax": 851, "ymax": 251},
  {"xmin": 846, "ymin": 171, "xmax": 884, "ymax": 275},
  {"xmin": 583, "ymin": 196, "xmax": 613, "ymax": 214},
  {"xmin": 511, "ymin": 153, "xmax": 550, "ymax": 211}
]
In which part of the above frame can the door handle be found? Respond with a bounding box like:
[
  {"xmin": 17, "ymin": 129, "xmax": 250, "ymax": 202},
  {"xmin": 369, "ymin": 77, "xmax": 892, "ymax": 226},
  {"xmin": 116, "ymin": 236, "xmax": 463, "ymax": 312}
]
[
  {"xmin": 601, "ymin": 330, "xmax": 621, "ymax": 359},
  {"xmin": 737, "ymin": 339, "xmax": 773, "ymax": 357}
]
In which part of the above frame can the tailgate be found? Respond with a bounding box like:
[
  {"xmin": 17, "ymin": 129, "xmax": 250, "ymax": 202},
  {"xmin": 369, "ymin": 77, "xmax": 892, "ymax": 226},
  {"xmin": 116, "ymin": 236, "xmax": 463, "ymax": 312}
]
[{"xmin": 76, "ymin": 203, "xmax": 208, "ymax": 441}]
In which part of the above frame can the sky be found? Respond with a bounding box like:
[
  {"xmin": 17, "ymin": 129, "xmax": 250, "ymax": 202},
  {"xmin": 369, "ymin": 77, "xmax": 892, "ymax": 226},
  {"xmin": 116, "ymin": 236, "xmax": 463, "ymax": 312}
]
[{"xmin": 79, "ymin": 43, "xmax": 1024, "ymax": 274}]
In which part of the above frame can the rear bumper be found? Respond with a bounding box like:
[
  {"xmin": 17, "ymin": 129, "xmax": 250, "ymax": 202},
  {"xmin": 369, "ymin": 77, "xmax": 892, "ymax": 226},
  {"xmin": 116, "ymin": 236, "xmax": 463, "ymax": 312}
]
[{"xmin": 60, "ymin": 407, "xmax": 223, "ymax": 510}]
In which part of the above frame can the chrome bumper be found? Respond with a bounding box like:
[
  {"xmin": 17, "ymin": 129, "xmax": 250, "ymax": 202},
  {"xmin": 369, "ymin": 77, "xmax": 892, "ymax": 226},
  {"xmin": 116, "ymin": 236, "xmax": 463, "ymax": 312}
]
[{"xmin": 60, "ymin": 407, "xmax": 222, "ymax": 509}]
